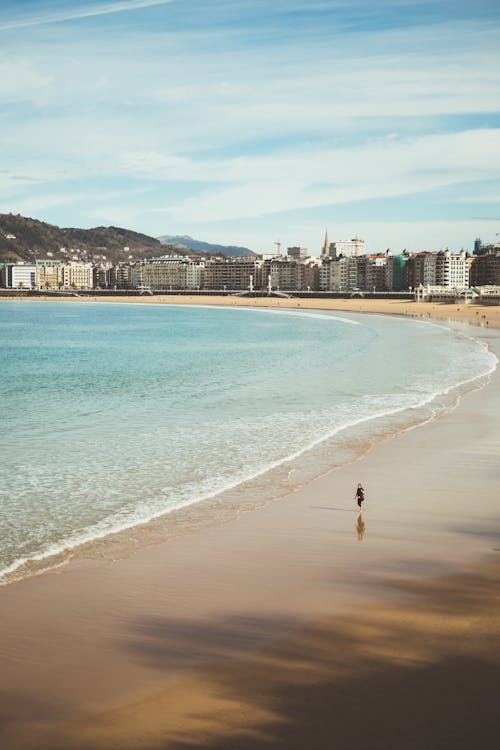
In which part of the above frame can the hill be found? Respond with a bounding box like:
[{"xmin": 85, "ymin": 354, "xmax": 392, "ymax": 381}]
[
  {"xmin": 0, "ymin": 215, "xmax": 256, "ymax": 264},
  {"xmin": 158, "ymin": 234, "xmax": 255, "ymax": 257},
  {"xmin": 0, "ymin": 214, "xmax": 166, "ymax": 264}
]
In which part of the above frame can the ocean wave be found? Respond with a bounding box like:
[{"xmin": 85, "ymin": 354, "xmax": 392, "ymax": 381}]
[{"xmin": 0, "ymin": 304, "xmax": 497, "ymax": 585}]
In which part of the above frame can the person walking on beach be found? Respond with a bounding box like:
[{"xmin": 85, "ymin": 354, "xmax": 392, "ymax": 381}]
[{"xmin": 355, "ymin": 483, "xmax": 365, "ymax": 509}]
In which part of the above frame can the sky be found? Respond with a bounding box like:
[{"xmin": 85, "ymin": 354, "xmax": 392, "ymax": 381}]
[{"xmin": 1, "ymin": 0, "xmax": 500, "ymax": 255}]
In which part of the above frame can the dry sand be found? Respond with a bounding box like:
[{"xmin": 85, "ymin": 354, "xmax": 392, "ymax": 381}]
[
  {"xmin": 1, "ymin": 296, "xmax": 500, "ymax": 749},
  {"xmin": 13, "ymin": 291, "xmax": 500, "ymax": 329}
]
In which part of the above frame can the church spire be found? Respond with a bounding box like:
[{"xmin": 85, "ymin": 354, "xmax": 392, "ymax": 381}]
[{"xmin": 322, "ymin": 227, "xmax": 329, "ymax": 257}]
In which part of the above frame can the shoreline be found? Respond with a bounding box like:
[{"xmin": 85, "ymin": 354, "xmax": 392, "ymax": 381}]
[
  {"xmin": 3, "ymin": 291, "xmax": 500, "ymax": 328},
  {"xmin": 0, "ymin": 300, "xmax": 496, "ymax": 588},
  {"xmin": 1, "ymin": 300, "xmax": 500, "ymax": 748}
]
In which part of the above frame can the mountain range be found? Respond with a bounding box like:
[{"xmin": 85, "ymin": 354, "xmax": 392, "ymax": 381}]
[
  {"xmin": 157, "ymin": 234, "xmax": 255, "ymax": 257},
  {"xmin": 0, "ymin": 214, "xmax": 255, "ymax": 265}
]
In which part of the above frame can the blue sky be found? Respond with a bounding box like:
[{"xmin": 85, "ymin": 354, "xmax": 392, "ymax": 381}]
[{"xmin": 1, "ymin": 0, "xmax": 499, "ymax": 253}]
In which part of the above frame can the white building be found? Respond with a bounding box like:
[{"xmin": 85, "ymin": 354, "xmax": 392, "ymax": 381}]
[
  {"xmin": 330, "ymin": 238, "xmax": 366, "ymax": 258},
  {"xmin": 62, "ymin": 261, "xmax": 93, "ymax": 289},
  {"xmin": 1, "ymin": 263, "xmax": 37, "ymax": 289},
  {"xmin": 435, "ymin": 250, "xmax": 469, "ymax": 289},
  {"xmin": 408, "ymin": 251, "xmax": 469, "ymax": 290}
]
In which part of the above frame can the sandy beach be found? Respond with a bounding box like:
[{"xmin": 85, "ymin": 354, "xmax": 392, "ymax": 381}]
[
  {"xmin": 1, "ymin": 297, "xmax": 500, "ymax": 749},
  {"xmin": 9, "ymin": 291, "xmax": 500, "ymax": 329}
]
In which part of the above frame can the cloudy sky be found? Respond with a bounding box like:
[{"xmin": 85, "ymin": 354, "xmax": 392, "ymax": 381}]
[{"xmin": 1, "ymin": 0, "xmax": 499, "ymax": 254}]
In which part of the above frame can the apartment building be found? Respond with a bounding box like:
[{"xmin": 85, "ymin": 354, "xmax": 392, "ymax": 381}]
[
  {"xmin": 320, "ymin": 256, "xmax": 359, "ymax": 291},
  {"xmin": 435, "ymin": 250, "xmax": 469, "ymax": 289},
  {"xmin": 407, "ymin": 251, "xmax": 468, "ymax": 290},
  {"xmin": 140, "ymin": 257, "xmax": 204, "ymax": 290},
  {"xmin": 203, "ymin": 258, "xmax": 261, "ymax": 290},
  {"xmin": 406, "ymin": 253, "xmax": 438, "ymax": 288},
  {"xmin": 364, "ymin": 254, "xmax": 388, "ymax": 291},
  {"xmin": 470, "ymin": 251, "xmax": 500, "ymax": 286},
  {"xmin": 269, "ymin": 257, "xmax": 304, "ymax": 291},
  {"xmin": 110, "ymin": 262, "xmax": 134, "ymax": 289},
  {"xmin": 62, "ymin": 261, "xmax": 93, "ymax": 289}
]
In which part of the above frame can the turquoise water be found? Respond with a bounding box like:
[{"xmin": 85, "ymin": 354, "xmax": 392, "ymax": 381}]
[{"xmin": 0, "ymin": 301, "xmax": 496, "ymax": 583}]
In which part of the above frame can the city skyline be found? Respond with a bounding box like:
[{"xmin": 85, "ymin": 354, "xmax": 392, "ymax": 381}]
[{"xmin": 1, "ymin": 0, "xmax": 500, "ymax": 254}]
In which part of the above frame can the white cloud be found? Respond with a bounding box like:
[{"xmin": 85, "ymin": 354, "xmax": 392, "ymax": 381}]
[
  {"xmin": 1, "ymin": 4, "xmax": 499, "ymax": 252},
  {"xmin": 9, "ymin": 187, "xmax": 150, "ymax": 216},
  {"xmin": 139, "ymin": 129, "xmax": 500, "ymax": 222}
]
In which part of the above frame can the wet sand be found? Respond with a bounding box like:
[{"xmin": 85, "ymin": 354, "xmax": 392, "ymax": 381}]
[{"xmin": 1, "ymin": 301, "xmax": 500, "ymax": 748}]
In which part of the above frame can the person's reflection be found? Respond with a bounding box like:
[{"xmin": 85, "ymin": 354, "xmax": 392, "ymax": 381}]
[{"xmin": 356, "ymin": 511, "xmax": 366, "ymax": 541}]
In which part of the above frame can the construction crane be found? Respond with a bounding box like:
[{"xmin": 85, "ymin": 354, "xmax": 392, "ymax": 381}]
[{"xmin": 274, "ymin": 239, "xmax": 282, "ymax": 256}]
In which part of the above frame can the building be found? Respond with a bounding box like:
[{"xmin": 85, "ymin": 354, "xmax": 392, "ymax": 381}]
[
  {"xmin": 269, "ymin": 257, "xmax": 301, "ymax": 290},
  {"xmin": 185, "ymin": 260, "xmax": 205, "ymax": 289},
  {"xmin": 203, "ymin": 258, "xmax": 262, "ymax": 290},
  {"xmin": 110, "ymin": 262, "xmax": 133, "ymax": 289},
  {"xmin": 320, "ymin": 255, "xmax": 358, "ymax": 291},
  {"xmin": 435, "ymin": 250, "xmax": 468, "ymax": 289},
  {"xmin": 386, "ymin": 254, "xmax": 409, "ymax": 291},
  {"xmin": 303, "ymin": 258, "xmax": 321, "ymax": 291},
  {"xmin": 365, "ymin": 254, "xmax": 389, "ymax": 291},
  {"xmin": 470, "ymin": 251, "xmax": 500, "ymax": 286},
  {"xmin": 329, "ymin": 238, "xmax": 366, "ymax": 258},
  {"xmin": 129, "ymin": 262, "xmax": 143, "ymax": 289},
  {"xmin": 406, "ymin": 253, "xmax": 438, "ymax": 288},
  {"xmin": 287, "ymin": 246, "xmax": 309, "ymax": 260},
  {"xmin": 141, "ymin": 257, "xmax": 204, "ymax": 290},
  {"xmin": 62, "ymin": 261, "xmax": 93, "ymax": 290},
  {"xmin": 36, "ymin": 259, "xmax": 64, "ymax": 289},
  {"xmin": 1, "ymin": 263, "xmax": 37, "ymax": 289},
  {"xmin": 93, "ymin": 264, "xmax": 112, "ymax": 289},
  {"xmin": 406, "ymin": 251, "xmax": 469, "ymax": 291}
]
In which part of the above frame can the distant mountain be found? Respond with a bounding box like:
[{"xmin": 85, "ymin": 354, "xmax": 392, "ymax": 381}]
[
  {"xmin": 158, "ymin": 234, "xmax": 256, "ymax": 257},
  {"xmin": 0, "ymin": 214, "xmax": 163, "ymax": 264}
]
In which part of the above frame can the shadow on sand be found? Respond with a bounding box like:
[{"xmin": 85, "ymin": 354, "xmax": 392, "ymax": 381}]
[{"xmin": 21, "ymin": 556, "xmax": 500, "ymax": 750}]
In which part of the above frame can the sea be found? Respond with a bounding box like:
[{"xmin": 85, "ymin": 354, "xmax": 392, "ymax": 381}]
[{"xmin": 0, "ymin": 300, "xmax": 497, "ymax": 585}]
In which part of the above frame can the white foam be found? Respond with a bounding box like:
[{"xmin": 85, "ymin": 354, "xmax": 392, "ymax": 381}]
[{"xmin": 1, "ymin": 304, "xmax": 497, "ymax": 585}]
